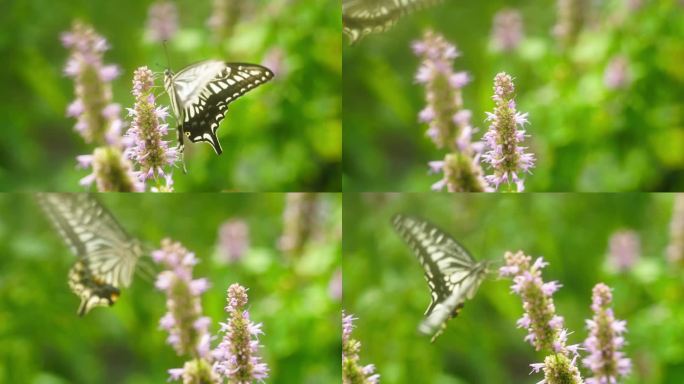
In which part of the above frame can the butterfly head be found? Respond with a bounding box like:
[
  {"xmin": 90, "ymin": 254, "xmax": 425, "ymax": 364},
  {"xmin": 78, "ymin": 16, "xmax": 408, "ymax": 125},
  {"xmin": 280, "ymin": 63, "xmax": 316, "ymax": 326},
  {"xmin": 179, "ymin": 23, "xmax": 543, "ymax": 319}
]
[{"xmin": 163, "ymin": 69, "xmax": 174, "ymax": 89}]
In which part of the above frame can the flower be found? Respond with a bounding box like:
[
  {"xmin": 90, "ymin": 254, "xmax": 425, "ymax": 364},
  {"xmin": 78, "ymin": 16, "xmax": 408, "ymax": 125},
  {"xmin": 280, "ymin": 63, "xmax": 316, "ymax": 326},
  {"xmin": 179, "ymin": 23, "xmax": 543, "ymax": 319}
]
[
  {"xmin": 412, "ymin": 30, "xmax": 489, "ymax": 192},
  {"xmin": 153, "ymin": 239, "xmax": 211, "ymax": 357},
  {"xmin": 213, "ymin": 284, "xmax": 269, "ymax": 383},
  {"xmin": 604, "ymin": 56, "xmax": 630, "ymax": 90},
  {"xmin": 412, "ymin": 30, "xmax": 470, "ymax": 150},
  {"xmin": 145, "ymin": 0, "xmax": 178, "ymax": 42},
  {"xmin": 583, "ymin": 283, "xmax": 631, "ymax": 384},
  {"xmin": 666, "ymin": 194, "xmax": 684, "ymax": 265},
  {"xmin": 500, "ymin": 252, "xmax": 566, "ymax": 352},
  {"xmin": 217, "ymin": 219, "xmax": 250, "ymax": 263},
  {"xmin": 482, "ymin": 72, "xmax": 535, "ymax": 191},
  {"xmin": 342, "ymin": 311, "xmax": 380, "ymax": 384},
  {"xmin": 500, "ymin": 251, "xmax": 583, "ymax": 384},
  {"xmin": 124, "ymin": 66, "xmax": 178, "ymax": 189},
  {"xmin": 491, "ymin": 9, "xmax": 524, "ymax": 52},
  {"xmin": 78, "ymin": 146, "xmax": 144, "ymax": 192},
  {"xmin": 262, "ymin": 47, "xmax": 285, "ymax": 78},
  {"xmin": 62, "ymin": 21, "xmax": 122, "ymax": 145},
  {"xmin": 607, "ymin": 230, "xmax": 640, "ymax": 272}
]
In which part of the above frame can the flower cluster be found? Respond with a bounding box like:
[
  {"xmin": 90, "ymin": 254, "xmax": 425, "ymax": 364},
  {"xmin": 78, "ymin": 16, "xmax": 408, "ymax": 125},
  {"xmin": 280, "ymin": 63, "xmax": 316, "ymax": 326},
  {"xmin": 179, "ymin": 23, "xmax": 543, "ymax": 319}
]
[
  {"xmin": 145, "ymin": 0, "xmax": 178, "ymax": 42},
  {"xmin": 412, "ymin": 30, "xmax": 489, "ymax": 192},
  {"xmin": 604, "ymin": 56, "xmax": 630, "ymax": 90},
  {"xmin": 666, "ymin": 194, "xmax": 684, "ymax": 265},
  {"xmin": 607, "ymin": 230, "xmax": 640, "ymax": 272},
  {"xmin": 491, "ymin": 9, "xmax": 524, "ymax": 52},
  {"xmin": 213, "ymin": 284, "xmax": 269, "ymax": 383},
  {"xmin": 413, "ymin": 30, "xmax": 470, "ymax": 150},
  {"xmin": 63, "ymin": 22, "xmax": 142, "ymax": 192},
  {"xmin": 342, "ymin": 311, "xmax": 380, "ymax": 384},
  {"xmin": 124, "ymin": 66, "xmax": 178, "ymax": 190},
  {"xmin": 583, "ymin": 284, "xmax": 631, "ymax": 384},
  {"xmin": 500, "ymin": 251, "xmax": 583, "ymax": 384},
  {"xmin": 153, "ymin": 239, "xmax": 212, "ymax": 358},
  {"xmin": 77, "ymin": 147, "xmax": 143, "ymax": 192},
  {"xmin": 217, "ymin": 219, "xmax": 250, "ymax": 263},
  {"xmin": 482, "ymin": 72, "xmax": 535, "ymax": 191},
  {"xmin": 62, "ymin": 21, "xmax": 122, "ymax": 145}
]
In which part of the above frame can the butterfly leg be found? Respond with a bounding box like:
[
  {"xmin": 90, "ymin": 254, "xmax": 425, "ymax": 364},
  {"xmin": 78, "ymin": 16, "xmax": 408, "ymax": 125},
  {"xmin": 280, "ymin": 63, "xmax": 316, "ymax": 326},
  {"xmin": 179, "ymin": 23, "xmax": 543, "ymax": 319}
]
[{"xmin": 177, "ymin": 125, "xmax": 188, "ymax": 174}]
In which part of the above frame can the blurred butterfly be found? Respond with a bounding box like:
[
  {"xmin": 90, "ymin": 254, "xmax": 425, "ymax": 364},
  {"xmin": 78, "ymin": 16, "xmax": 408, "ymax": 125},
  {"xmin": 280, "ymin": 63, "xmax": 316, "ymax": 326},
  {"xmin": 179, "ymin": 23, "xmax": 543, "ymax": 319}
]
[
  {"xmin": 164, "ymin": 60, "xmax": 274, "ymax": 155},
  {"xmin": 392, "ymin": 214, "xmax": 489, "ymax": 342},
  {"xmin": 37, "ymin": 194, "xmax": 145, "ymax": 316},
  {"xmin": 343, "ymin": 0, "xmax": 441, "ymax": 44}
]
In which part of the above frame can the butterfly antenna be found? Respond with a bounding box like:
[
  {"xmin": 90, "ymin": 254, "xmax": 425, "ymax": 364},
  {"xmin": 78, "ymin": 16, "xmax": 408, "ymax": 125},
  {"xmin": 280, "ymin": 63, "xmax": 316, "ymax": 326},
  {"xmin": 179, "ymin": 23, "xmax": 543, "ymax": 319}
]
[{"xmin": 162, "ymin": 40, "xmax": 172, "ymax": 70}]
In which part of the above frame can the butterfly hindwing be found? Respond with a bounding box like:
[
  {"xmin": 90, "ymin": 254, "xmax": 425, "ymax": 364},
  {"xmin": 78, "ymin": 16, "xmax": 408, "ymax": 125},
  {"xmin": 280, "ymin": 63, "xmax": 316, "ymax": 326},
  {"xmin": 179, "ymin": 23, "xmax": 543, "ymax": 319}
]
[
  {"xmin": 38, "ymin": 193, "xmax": 142, "ymax": 315},
  {"xmin": 392, "ymin": 214, "xmax": 488, "ymax": 340},
  {"xmin": 69, "ymin": 259, "xmax": 120, "ymax": 316},
  {"xmin": 165, "ymin": 60, "xmax": 274, "ymax": 155}
]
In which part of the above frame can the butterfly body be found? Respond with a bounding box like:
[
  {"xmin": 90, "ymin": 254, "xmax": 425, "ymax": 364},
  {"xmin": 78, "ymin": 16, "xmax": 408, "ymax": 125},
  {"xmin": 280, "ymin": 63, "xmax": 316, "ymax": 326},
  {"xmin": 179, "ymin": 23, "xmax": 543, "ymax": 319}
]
[
  {"xmin": 392, "ymin": 214, "xmax": 489, "ymax": 341},
  {"xmin": 164, "ymin": 60, "xmax": 274, "ymax": 155},
  {"xmin": 38, "ymin": 194, "xmax": 143, "ymax": 315}
]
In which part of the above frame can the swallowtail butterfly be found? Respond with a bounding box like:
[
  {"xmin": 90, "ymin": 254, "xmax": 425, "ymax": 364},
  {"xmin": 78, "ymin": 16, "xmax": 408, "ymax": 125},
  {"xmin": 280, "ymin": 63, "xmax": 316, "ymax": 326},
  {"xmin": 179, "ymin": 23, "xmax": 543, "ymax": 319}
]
[
  {"xmin": 392, "ymin": 214, "xmax": 489, "ymax": 341},
  {"xmin": 164, "ymin": 60, "xmax": 274, "ymax": 155},
  {"xmin": 343, "ymin": 0, "xmax": 441, "ymax": 44},
  {"xmin": 37, "ymin": 194, "xmax": 144, "ymax": 316}
]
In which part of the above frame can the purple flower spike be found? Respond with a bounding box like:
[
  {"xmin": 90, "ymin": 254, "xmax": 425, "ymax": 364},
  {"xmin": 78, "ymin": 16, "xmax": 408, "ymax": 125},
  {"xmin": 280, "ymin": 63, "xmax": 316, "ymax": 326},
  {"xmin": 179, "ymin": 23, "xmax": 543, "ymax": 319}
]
[
  {"xmin": 145, "ymin": 1, "xmax": 178, "ymax": 42},
  {"xmin": 482, "ymin": 73, "xmax": 535, "ymax": 192},
  {"xmin": 124, "ymin": 66, "xmax": 178, "ymax": 190},
  {"xmin": 412, "ymin": 30, "xmax": 489, "ymax": 192},
  {"xmin": 62, "ymin": 22, "xmax": 122, "ymax": 145},
  {"xmin": 583, "ymin": 283, "xmax": 631, "ymax": 384},
  {"xmin": 213, "ymin": 284, "xmax": 269, "ymax": 383},
  {"xmin": 491, "ymin": 9, "xmax": 524, "ymax": 52},
  {"xmin": 153, "ymin": 239, "xmax": 211, "ymax": 358},
  {"xmin": 342, "ymin": 311, "xmax": 380, "ymax": 384},
  {"xmin": 500, "ymin": 251, "xmax": 583, "ymax": 384}
]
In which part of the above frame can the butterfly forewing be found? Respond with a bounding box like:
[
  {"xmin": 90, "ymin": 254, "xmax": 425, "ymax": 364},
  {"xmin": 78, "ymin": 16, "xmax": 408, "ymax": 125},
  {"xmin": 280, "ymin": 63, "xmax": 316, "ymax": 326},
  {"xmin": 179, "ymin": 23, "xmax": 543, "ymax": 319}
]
[
  {"xmin": 165, "ymin": 60, "xmax": 274, "ymax": 155},
  {"xmin": 343, "ymin": 0, "xmax": 441, "ymax": 43},
  {"xmin": 392, "ymin": 214, "xmax": 488, "ymax": 340},
  {"xmin": 38, "ymin": 194, "xmax": 143, "ymax": 315}
]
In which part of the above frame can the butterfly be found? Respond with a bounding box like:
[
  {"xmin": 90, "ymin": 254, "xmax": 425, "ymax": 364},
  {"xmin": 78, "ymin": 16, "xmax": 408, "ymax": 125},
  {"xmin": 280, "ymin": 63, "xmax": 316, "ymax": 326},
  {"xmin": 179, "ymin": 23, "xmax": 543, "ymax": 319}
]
[
  {"xmin": 37, "ymin": 193, "xmax": 145, "ymax": 316},
  {"xmin": 164, "ymin": 60, "xmax": 274, "ymax": 155},
  {"xmin": 392, "ymin": 214, "xmax": 489, "ymax": 342},
  {"xmin": 342, "ymin": 0, "xmax": 441, "ymax": 44}
]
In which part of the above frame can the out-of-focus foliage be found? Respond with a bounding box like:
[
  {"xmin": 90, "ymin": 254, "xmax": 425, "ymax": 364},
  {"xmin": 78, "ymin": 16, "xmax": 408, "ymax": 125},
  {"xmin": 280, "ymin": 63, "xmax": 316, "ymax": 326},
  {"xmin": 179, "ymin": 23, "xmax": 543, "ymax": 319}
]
[
  {"xmin": 0, "ymin": 0, "xmax": 341, "ymax": 192},
  {"xmin": 343, "ymin": 0, "xmax": 684, "ymax": 191},
  {"xmin": 0, "ymin": 193, "xmax": 341, "ymax": 383},
  {"xmin": 343, "ymin": 193, "xmax": 684, "ymax": 383}
]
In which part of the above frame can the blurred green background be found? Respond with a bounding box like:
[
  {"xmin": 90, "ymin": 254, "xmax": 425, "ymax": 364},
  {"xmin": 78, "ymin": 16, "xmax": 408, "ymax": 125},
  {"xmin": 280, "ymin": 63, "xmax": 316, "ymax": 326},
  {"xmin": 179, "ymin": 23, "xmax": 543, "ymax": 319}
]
[
  {"xmin": 343, "ymin": 0, "xmax": 684, "ymax": 191},
  {"xmin": 0, "ymin": 193, "xmax": 341, "ymax": 383},
  {"xmin": 0, "ymin": 0, "xmax": 341, "ymax": 192},
  {"xmin": 344, "ymin": 193, "xmax": 684, "ymax": 383}
]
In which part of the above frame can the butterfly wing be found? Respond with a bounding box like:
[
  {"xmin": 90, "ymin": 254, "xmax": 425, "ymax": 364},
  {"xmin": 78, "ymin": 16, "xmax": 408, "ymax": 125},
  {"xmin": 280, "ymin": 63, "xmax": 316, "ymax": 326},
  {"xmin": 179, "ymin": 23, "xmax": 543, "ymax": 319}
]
[
  {"xmin": 37, "ymin": 193, "xmax": 142, "ymax": 289},
  {"xmin": 69, "ymin": 259, "xmax": 121, "ymax": 316},
  {"xmin": 343, "ymin": 0, "xmax": 441, "ymax": 43},
  {"xmin": 166, "ymin": 60, "xmax": 274, "ymax": 155},
  {"xmin": 392, "ymin": 214, "xmax": 487, "ymax": 340}
]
